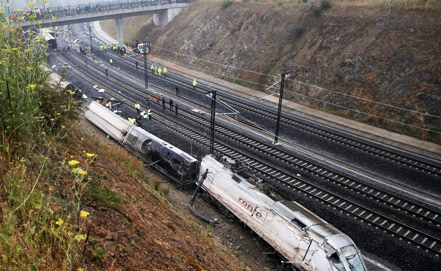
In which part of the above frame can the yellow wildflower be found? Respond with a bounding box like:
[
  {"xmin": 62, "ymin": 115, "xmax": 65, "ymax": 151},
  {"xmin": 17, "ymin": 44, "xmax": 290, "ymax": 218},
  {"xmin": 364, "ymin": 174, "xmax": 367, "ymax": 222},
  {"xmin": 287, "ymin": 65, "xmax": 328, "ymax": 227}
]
[
  {"xmin": 61, "ymin": 125, "xmax": 66, "ymax": 129},
  {"xmin": 86, "ymin": 153, "xmax": 95, "ymax": 158},
  {"xmin": 72, "ymin": 168, "xmax": 87, "ymax": 175},
  {"xmin": 80, "ymin": 210, "xmax": 90, "ymax": 218},
  {"xmin": 55, "ymin": 218, "xmax": 64, "ymax": 226},
  {"xmin": 11, "ymin": 48, "xmax": 18, "ymax": 51},
  {"xmin": 68, "ymin": 160, "xmax": 80, "ymax": 166},
  {"xmin": 74, "ymin": 234, "xmax": 87, "ymax": 242},
  {"xmin": 29, "ymin": 84, "xmax": 36, "ymax": 90}
]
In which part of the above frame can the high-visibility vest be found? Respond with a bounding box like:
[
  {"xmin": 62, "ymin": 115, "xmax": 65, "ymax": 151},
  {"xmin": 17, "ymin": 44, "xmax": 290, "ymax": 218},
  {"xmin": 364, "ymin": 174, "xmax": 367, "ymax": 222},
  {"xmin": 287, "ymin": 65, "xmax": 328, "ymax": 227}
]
[
  {"xmin": 193, "ymin": 79, "xmax": 197, "ymax": 86},
  {"xmin": 163, "ymin": 67, "xmax": 167, "ymax": 74},
  {"xmin": 148, "ymin": 109, "xmax": 152, "ymax": 115},
  {"xmin": 135, "ymin": 104, "xmax": 140, "ymax": 109},
  {"xmin": 151, "ymin": 64, "xmax": 154, "ymax": 70},
  {"xmin": 158, "ymin": 68, "xmax": 162, "ymax": 75},
  {"xmin": 109, "ymin": 59, "xmax": 113, "ymax": 64},
  {"xmin": 128, "ymin": 118, "xmax": 135, "ymax": 124}
]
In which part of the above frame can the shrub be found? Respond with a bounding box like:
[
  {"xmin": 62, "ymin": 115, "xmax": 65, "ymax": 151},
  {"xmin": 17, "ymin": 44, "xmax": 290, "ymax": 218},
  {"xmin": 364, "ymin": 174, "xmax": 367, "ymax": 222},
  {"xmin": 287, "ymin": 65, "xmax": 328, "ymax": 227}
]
[
  {"xmin": 87, "ymin": 181, "xmax": 123, "ymax": 208},
  {"xmin": 220, "ymin": 0, "xmax": 234, "ymax": 10},
  {"xmin": 320, "ymin": 0, "xmax": 332, "ymax": 10},
  {"xmin": 294, "ymin": 24, "xmax": 306, "ymax": 38},
  {"xmin": 312, "ymin": 0, "xmax": 332, "ymax": 17}
]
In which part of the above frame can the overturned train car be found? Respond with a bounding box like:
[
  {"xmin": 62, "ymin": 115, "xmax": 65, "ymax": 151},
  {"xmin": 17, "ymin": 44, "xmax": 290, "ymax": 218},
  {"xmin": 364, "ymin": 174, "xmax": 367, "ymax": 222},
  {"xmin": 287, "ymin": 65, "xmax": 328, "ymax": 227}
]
[
  {"xmin": 198, "ymin": 156, "xmax": 367, "ymax": 271},
  {"xmin": 85, "ymin": 101, "xmax": 198, "ymax": 183},
  {"xmin": 85, "ymin": 101, "xmax": 367, "ymax": 271}
]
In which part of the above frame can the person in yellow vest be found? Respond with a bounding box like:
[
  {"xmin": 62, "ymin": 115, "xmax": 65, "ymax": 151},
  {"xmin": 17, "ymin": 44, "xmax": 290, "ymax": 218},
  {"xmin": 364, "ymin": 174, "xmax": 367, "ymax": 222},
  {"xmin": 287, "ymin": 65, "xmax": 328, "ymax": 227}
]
[
  {"xmin": 163, "ymin": 67, "xmax": 167, "ymax": 76},
  {"xmin": 147, "ymin": 109, "xmax": 152, "ymax": 120},
  {"xmin": 109, "ymin": 58, "xmax": 113, "ymax": 65},
  {"xmin": 192, "ymin": 79, "xmax": 197, "ymax": 90},
  {"xmin": 151, "ymin": 64, "xmax": 154, "ymax": 71},
  {"xmin": 154, "ymin": 66, "xmax": 158, "ymax": 75},
  {"xmin": 128, "ymin": 118, "xmax": 135, "ymax": 124},
  {"xmin": 158, "ymin": 67, "xmax": 162, "ymax": 76},
  {"xmin": 135, "ymin": 103, "xmax": 141, "ymax": 114}
]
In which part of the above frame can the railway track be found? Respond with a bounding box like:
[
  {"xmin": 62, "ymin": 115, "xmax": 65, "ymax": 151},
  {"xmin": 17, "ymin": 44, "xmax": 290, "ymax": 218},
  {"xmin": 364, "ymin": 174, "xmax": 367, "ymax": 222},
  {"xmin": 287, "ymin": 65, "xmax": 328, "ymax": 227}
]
[
  {"xmin": 99, "ymin": 48, "xmax": 441, "ymax": 178},
  {"xmin": 56, "ymin": 48, "xmax": 441, "ymax": 257},
  {"xmin": 156, "ymin": 108, "xmax": 441, "ymax": 259},
  {"xmin": 62, "ymin": 50, "xmax": 441, "ymax": 228}
]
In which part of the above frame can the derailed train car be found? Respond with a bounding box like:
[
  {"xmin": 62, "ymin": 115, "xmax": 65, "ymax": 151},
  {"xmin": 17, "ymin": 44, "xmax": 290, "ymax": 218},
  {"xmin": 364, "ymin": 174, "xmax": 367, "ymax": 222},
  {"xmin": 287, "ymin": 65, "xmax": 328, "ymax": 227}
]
[
  {"xmin": 85, "ymin": 101, "xmax": 198, "ymax": 183},
  {"xmin": 85, "ymin": 101, "xmax": 367, "ymax": 271},
  {"xmin": 197, "ymin": 156, "xmax": 367, "ymax": 271}
]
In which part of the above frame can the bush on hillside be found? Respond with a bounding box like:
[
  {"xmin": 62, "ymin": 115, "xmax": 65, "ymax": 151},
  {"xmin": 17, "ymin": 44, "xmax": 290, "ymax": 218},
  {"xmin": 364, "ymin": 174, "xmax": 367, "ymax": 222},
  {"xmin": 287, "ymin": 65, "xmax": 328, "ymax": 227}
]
[
  {"xmin": 312, "ymin": 0, "xmax": 332, "ymax": 17},
  {"xmin": 220, "ymin": 0, "xmax": 234, "ymax": 10},
  {"xmin": 294, "ymin": 24, "xmax": 306, "ymax": 38}
]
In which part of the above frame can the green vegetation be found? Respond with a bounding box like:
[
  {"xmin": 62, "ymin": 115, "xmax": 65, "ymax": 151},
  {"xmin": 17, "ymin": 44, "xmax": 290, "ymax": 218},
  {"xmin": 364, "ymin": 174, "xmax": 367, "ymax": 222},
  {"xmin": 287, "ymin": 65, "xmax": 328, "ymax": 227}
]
[
  {"xmin": 220, "ymin": 0, "xmax": 235, "ymax": 10},
  {"xmin": 313, "ymin": 0, "xmax": 332, "ymax": 17},
  {"xmin": 294, "ymin": 24, "xmax": 306, "ymax": 38},
  {"xmin": 92, "ymin": 245, "xmax": 106, "ymax": 265},
  {"xmin": 0, "ymin": 2, "xmax": 92, "ymax": 269},
  {"xmin": 87, "ymin": 181, "xmax": 123, "ymax": 208}
]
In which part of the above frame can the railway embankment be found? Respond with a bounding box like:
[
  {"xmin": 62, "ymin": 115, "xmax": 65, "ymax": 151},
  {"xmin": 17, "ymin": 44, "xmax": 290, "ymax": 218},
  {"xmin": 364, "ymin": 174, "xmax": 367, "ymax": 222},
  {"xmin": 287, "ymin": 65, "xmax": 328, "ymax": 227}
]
[{"xmin": 101, "ymin": 0, "xmax": 441, "ymax": 145}]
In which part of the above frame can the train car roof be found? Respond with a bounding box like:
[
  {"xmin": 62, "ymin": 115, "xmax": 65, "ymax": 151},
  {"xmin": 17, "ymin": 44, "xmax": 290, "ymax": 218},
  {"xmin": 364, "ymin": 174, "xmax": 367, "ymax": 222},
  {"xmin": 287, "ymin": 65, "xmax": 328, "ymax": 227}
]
[
  {"xmin": 85, "ymin": 101, "xmax": 132, "ymax": 142},
  {"xmin": 41, "ymin": 65, "xmax": 71, "ymax": 89},
  {"xmin": 272, "ymin": 200, "xmax": 341, "ymax": 243}
]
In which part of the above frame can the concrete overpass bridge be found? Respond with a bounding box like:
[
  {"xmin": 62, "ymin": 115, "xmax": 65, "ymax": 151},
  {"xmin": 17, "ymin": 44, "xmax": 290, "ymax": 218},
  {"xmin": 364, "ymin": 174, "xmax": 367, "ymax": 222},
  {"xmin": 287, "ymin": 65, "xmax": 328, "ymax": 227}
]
[{"xmin": 20, "ymin": 0, "xmax": 190, "ymax": 46}]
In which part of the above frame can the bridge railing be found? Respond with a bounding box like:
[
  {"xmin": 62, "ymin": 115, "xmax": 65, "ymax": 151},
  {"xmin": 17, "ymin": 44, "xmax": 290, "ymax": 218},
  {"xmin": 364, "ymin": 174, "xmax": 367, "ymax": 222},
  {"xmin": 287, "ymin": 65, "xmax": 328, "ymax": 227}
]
[{"xmin": 12, "ymin": 0, "xmax": 189, "ymax": 22}]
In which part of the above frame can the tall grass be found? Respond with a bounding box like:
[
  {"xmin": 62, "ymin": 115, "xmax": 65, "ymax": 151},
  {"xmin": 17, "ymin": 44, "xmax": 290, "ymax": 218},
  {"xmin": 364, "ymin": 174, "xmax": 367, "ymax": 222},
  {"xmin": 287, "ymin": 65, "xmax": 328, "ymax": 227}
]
[{"xmin": 0, "ymin": 2, "xmax": 89, "ymax": 269}]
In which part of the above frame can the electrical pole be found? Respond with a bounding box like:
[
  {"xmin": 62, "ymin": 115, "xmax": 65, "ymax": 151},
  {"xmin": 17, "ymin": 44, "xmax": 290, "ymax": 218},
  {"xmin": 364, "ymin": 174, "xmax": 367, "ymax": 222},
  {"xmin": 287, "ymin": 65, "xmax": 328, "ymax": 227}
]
[
  {"xmin": 88, "ymin": 25, "xmax": 93, "ymax": 53},
  {"xmin": 139, "ymin": 43, "xmax": 150, "ymax": 90},
  {"xmin": 208, "ymin": 91, "xmax": 217, "ymax": 154},
  {"xmin": 274, "ymin": 72, "xmax": 290, "ymax": 144},
  {"xmin": 143, "ymin": 52, "xmax": 148, "ymax": 90}
]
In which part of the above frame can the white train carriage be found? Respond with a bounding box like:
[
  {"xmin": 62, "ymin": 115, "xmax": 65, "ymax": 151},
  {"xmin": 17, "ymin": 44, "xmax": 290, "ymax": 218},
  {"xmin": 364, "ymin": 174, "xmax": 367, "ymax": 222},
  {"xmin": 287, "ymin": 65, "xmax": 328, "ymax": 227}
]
[
  {"xmin": 84, "ymin": 101, "xmax": 366, "ymax": 271},
  {"xmin": 85, "ymin": 101, "xmax": 198, "ymax": 183},
  {"xmin": 198, "ymin": 155, "xmax": 367, "ymax": 271},
  {"xmin": 39, "ymin": 28, "xmax": 57, "ymax": 49}
]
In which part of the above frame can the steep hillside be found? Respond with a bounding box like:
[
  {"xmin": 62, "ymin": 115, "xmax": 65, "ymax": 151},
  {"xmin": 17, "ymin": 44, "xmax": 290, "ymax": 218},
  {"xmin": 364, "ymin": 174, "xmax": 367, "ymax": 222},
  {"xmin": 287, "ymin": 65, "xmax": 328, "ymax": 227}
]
[{"xmin": 102, "ymin": 0, "xmax": 441, "ymax": 143}]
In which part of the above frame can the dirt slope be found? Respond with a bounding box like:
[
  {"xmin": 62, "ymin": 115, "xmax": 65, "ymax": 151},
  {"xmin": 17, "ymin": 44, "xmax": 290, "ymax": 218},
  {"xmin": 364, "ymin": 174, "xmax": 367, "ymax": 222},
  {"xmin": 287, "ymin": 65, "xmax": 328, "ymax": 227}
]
[
  {"xmin": 75, "ymin": 116, "xmax": 272, "ymax": 270},
  {"xmin": 102, "ymin": 1, "xmax": 441, "ymax": 142}
]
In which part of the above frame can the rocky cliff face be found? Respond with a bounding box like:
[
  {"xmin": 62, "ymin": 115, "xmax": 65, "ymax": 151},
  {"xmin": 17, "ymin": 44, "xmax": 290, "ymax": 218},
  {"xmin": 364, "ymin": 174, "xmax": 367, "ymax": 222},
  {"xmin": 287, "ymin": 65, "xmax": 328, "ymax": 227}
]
[{"xmin": 103, "ymin": 1, "xmax": 441, "ymax": 142}]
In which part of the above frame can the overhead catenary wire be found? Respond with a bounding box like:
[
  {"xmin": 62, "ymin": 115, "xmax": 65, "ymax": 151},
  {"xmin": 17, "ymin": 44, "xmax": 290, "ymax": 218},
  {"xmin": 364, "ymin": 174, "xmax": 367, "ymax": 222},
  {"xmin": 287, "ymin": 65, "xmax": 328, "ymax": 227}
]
[
  {"xmin": 149, "ymin": 44, "xmax": 441, "ymax": 122},
  {"xmin": 287, "ymin": 79, "xmax": 441, "ymax": 120},
  {"xmin": 292, "ymin": 91, "xmax": 441, "ymax": 134},
  {"xmin": 149, "ymin": 44, "xmax": 279, "ymax": 80}
]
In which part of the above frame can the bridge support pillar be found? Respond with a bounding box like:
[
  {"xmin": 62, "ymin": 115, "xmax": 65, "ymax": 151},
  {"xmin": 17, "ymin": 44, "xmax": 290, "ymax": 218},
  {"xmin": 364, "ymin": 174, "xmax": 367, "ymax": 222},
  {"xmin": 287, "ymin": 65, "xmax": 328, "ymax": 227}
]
[
  {"xmin": 153, "ymin": 7, "xmax": 184, "ymax": 27},
  {"xmin": 115, "ymin": 17, "xmax": 124, "ymax": 47}
]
